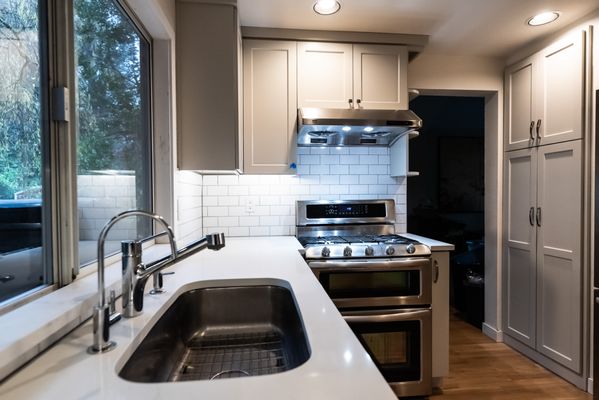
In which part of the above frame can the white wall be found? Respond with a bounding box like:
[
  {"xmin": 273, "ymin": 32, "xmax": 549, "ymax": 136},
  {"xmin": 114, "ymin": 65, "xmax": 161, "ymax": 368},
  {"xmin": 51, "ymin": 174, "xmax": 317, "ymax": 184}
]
[
  {"xmin": 408, "ymin": 53, "xmax": 505, "ymax": 339},
  {"xmin": 202, "ymin": 147, "xmax": 407, "ymax": 237},
  {"xmin": 175, "ymin": 171, "xmax": 203, "ymax": 246}
]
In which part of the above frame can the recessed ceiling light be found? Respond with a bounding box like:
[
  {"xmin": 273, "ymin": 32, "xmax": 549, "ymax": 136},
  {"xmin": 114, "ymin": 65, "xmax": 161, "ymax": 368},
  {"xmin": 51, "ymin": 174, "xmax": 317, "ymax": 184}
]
[
  {"xmin": 527, "ymin": 11, "xmax": 560, "ymax": 26},
  {"xmin": 313, "ymin": 0, "xmax": 341, "ymax": 16}
]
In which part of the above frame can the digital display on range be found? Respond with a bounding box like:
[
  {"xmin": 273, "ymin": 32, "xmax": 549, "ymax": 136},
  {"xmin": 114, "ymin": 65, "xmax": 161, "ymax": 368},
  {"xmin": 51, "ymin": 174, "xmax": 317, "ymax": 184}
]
[{"xmin": 306, "ymin": 203, "xmax": 386, "ymax": 219}]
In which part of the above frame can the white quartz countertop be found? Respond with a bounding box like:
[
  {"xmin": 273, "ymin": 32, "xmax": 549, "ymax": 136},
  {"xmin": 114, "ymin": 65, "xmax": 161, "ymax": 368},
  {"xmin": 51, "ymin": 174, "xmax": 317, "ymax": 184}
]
[
  {"xmin": 402, "ymin": 233, "xmax": 455, "ymax": 251},
  {"xmin": 0, "ymin": 237, "xmax": 397, "ymax": 400}
]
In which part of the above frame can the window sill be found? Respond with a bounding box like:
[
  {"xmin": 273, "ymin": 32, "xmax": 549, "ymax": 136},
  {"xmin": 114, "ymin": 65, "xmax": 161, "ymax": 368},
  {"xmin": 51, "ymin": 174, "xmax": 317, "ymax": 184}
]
[{"xmin": 0, "ymin": 244, "xmax": 171, "ymax": 382}]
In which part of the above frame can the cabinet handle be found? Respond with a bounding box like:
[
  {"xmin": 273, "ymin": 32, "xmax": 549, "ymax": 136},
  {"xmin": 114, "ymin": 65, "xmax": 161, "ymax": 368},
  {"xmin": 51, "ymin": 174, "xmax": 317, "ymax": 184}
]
[
  {"xmin": 348, "ymin": 99, "xmax": 353, "ymax": 108},
  {"xmin": 536, "ymin": 119, "xmax": 542, "ymax": 141},
  {"xmin": 536, "ymin": 207, "xmax": 541, "ymax": 227},
  {"xmin": 356, "ymin": 99, "xmax": 361, "ymax": 108},
  {"xmin": 529, "ymin": 207, "xmax": 535, "ymax": 226},
  {"xmin": 433, "ymin": 259, "xmax": 439, "ymax": 283},
  {"xmin": 529, "ymin": 121, "xmax": 535, "ymax": 141}
]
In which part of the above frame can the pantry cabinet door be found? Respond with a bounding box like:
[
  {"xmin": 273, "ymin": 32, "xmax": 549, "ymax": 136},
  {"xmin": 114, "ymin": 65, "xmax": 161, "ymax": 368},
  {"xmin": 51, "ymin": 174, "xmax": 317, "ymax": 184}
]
[
  {"xmin": 536, "ymin": 30, "xmax": 585, "ymax": 146},
  {"xmin": 352, "ymin": 44, "xmax": 408, "ymax": 110},
  {"xmin": 504, "ymin": 55, "xmax": 537, "ymax": 151},
  {"xmin": 535, "ymin": 140, "xmax": 582, "ymax": 372},
  {"xmin": 297, "ymin": 42, "xmax": 353, "ymax": 109},
  {"xmin": 243, "ymin": 40, "xmax": 297, "ymax": 174},
  {"xmin": 503, "ymin": 148, "xmax": 537, "ymax": 348}
]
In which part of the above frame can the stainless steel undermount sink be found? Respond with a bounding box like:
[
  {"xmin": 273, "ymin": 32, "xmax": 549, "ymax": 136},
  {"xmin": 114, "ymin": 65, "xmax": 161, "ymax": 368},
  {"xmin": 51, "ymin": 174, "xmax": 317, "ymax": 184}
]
[{"xmin": 119, "ymin": 283, "xmax": 310, "ymax": 383}]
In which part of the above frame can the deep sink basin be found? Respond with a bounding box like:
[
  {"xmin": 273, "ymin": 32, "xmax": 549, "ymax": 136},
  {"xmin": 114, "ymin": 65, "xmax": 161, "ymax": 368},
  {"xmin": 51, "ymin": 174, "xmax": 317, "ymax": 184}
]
[{"xmin": 119, "ymin": 283, "xmax": 310, "ymax": 382}]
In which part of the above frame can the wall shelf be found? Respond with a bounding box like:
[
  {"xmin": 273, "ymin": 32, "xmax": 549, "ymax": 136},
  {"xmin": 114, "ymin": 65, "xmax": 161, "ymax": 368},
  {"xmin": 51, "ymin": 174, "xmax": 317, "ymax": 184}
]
[{"xmin": 390, "ymin": 130, "xmax": 419, "ymax": 177}]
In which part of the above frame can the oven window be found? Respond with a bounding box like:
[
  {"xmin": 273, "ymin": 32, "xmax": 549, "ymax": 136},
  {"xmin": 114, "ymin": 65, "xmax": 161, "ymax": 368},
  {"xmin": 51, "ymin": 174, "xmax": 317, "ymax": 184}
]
[
  {"xmin": 352, "ymin": 320, "xmax": 421, "ymax": 382},
  {"xmin": 321, "ymin": 270, "xmax": 420, "ymax": 298}
]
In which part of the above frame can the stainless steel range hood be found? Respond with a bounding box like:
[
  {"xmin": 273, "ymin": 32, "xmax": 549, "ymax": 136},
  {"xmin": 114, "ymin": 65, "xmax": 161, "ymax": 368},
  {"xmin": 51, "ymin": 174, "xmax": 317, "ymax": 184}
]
[{"xmin": 297, "ymin": 107, "xmax": 422, "ymax": 147}]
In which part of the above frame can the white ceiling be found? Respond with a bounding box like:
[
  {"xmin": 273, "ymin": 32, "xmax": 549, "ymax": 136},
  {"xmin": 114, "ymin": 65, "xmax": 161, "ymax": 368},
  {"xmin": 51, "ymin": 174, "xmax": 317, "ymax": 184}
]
[{"xmin": 237, "ymin": 0, "xmax": 599, "ymax": 58}]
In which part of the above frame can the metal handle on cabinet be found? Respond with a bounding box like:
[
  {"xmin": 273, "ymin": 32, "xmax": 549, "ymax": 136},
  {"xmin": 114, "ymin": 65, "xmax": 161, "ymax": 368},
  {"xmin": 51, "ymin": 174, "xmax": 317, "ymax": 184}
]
[
  {"xmin": 356, "ymin": 99, "xmax": 362, "ymax": 108},
  {"xmin": 536, "ymin": 207, "xmax": 541, "ymax": 227},
  {"xmin": 536, "ymin": 119, "xmax": 542, "ymax": 141},
  {"xmin": 433, "ymin": 259, "xmax": 439, "ymax": 283},
  {"xmin": 0, "ymin": 274, "xmax": 14, "ymax": 283},
  {"xmin": 348, "ymin": 99, "xmax": 353, "ymax": 108},
  {"xmin": 529, "ymin": 121, "xmax": 535, "ymax": 141},
  {"xmin": 529, "ymin": 207, "xmax": 535, "ymax": 226}
]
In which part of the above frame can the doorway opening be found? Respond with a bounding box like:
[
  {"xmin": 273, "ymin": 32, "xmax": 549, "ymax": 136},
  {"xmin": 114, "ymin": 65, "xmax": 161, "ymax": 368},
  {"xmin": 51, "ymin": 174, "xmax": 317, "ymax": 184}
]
[{"xmin": 408, "ymin": 95, "xmax": 485, "ymax": 329}]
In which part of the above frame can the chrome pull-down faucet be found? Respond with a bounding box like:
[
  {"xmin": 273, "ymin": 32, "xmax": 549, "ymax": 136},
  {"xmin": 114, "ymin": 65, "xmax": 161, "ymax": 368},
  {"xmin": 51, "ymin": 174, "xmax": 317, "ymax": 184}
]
[{"xmin": 88, "ymin": 210, "xmax": 225, "ymax": 354}]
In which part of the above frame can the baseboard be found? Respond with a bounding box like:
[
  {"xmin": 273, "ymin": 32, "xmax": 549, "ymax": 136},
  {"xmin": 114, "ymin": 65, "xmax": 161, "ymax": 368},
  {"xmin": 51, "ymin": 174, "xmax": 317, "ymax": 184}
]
[
  {"xmin": 482, "ymin": 322, "xmax": 503, "ymax": 342},
  {"xmin": 588, "ymin": 377, "xmax": 593, "ymax": 394},
  {"xmin": 503, "ymin": 334, "xmax": 587, "ymax": 390}
]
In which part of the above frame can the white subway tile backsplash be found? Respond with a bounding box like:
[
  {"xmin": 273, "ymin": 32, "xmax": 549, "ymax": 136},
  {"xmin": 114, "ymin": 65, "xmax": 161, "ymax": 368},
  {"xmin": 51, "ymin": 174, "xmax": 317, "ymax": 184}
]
[
  {"xmin": 339, "ymin": 175, "xmax": 360, "ymax": 184},
  {"xmin": 229, "ymin": 226, "xmax": 250, "ymax": 237},
  {"xmin": 196, "ymin": 147, "xmax": 407, "ymax": 237},
  {"xmin": 330, "ymin": 164, "xmax": 349, "ymax": 175},
  {"xmin": 320, "ymin": 155, "xmax": 340, "ymax": 165},
  {"xmin": 310, "ymin": 164, "xmax": 330, "ymax": 175},
  {"xmin": 349, "ymin": 147, "xmax": 369, "ymax": 155},
  {"xmin": 320, "ymin": 175, "xmax": 340, "ymax": 185},
  {"xmin": 359, "ymin": 175, "xmax": 378, "ymax": 185},
  {"xmin": 340, "ymin": 155, "xmax": 360, "ymax": 165},
  {"xmin": 349, "ymin": 165, "xmax": 369, "ymax": 174},
  {"xmin": 249, "ymin": 226, "xmax": 269, "ymax": 236}
]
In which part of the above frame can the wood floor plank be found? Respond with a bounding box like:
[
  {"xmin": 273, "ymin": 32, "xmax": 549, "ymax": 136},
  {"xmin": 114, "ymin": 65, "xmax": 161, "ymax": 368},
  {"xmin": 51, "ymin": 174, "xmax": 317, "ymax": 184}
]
[{"xmin": 429, "ymin": 315, "xmax": 591, "ymax": 400}]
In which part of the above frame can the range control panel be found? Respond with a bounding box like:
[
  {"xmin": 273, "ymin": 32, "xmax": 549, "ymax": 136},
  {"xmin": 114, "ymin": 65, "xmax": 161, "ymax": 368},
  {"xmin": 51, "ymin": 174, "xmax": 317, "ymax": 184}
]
[{"xmin": 306, "ymin": 203, "xmax": 387, "ymax": 219}]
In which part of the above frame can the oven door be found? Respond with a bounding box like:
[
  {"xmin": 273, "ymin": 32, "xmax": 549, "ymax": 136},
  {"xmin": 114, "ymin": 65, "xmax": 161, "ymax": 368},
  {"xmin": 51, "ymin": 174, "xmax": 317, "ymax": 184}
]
[
  {"xmin": 308, "ymin": 258, "xmax": 431, "ymax": 308},
  {"xmin": 343, "ymin": 308, "xmax": 432, "ymax": 398}
]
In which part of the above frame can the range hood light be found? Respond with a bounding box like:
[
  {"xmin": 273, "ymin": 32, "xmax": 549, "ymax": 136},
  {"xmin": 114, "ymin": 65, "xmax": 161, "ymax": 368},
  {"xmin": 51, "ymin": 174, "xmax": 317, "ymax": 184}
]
[
  {"xmin": 313, "ymin": 0, "xmax": 341, "ymax": 15},
  {"xmin": 364, "ymin": 126, "xmax": 374, "ymax": 132},
  {"xmin": 342, "ymin": 126, "xmax": 351, "ymax": 132},
  {"xmin": 527, "ymin": 11, "xmax": 559, "ymax": 26}
]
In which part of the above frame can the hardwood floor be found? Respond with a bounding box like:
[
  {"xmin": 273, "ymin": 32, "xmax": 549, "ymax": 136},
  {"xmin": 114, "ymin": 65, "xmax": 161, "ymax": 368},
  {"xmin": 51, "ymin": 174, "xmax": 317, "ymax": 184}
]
[{"xmin": 429, "ymin": 314, "xmax": 591, "ymax": 400}]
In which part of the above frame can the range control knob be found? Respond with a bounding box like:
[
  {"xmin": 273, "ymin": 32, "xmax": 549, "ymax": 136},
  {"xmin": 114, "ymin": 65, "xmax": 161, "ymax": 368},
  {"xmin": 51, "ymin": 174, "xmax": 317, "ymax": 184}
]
[
  {"xmin": 365, "ymin": 246, "xmax": 374, "ymax": 256},
  {"xmin": 406, "ymin": 243, "xmax": 416, "ymax": 254},
  {"xmin": 321, "ymin": 247, "xmax": 331, "ymax": 258},
  {"xmin": 386, "ymin": 246, "xmax": 395, "ymax": 256},
  {"xmin": 343, "ymin": 246, "xmax": 353, "ymax": 257}
]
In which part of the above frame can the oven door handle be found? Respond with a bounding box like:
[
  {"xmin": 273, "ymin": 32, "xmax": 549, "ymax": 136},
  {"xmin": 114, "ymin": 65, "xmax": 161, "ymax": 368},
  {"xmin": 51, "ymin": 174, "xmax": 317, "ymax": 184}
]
[
  {"xmin": 343, "ymin": 308, "xmax": 431, "ymax": 324},
  {"xmin": 308, "ymin": 258, "xmax": 430, "ymax": 272}
]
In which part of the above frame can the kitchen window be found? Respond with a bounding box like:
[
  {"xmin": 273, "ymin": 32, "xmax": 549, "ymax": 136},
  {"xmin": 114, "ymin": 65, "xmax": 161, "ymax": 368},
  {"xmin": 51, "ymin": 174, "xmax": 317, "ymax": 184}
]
[{"xmin": 0, "ymin": 0, "xmax": 155, "ymax": 310}]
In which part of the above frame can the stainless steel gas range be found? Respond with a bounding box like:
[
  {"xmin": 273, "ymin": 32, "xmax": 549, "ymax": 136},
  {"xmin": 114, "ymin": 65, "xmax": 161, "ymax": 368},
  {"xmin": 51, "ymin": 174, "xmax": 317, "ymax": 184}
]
[{"xmin": 296, "ymin": 199, "xmax": 432, "ymax": 398}]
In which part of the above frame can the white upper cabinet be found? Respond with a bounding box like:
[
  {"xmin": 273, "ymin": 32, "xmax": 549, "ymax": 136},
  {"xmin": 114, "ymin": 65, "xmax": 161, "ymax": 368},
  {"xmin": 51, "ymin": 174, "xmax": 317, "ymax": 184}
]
[
  {"xmin": 297, "ymin": 42, "xmax": 353, "ymax": 109},
  {"xmin": 353, "ymin": 44, "xmax": 408, "ymax": 110},
  {"xmin": 298, "ymin": 42, "xmax": 408, "ymax": 110},
  {"xmin": 243, "ymin": 40, "xmax": 297, "ymax": 174},
  {"xmin": 538, "ymin": 31, "xmax": 585, "ymax": 147},
  {"xmin": 504, "ymin": 30, "xmax": 585, "ymax": 151}
]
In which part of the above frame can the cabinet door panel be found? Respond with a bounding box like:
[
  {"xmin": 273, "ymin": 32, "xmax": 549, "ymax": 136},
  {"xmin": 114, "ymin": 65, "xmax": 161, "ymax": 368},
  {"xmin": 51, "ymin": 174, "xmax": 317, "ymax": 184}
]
[
  {"xmin": 353, "ymin": 44, "xmax": 408, "ymax": 110},
  {"xmin": 536, "ymin": 141, "xmax": 582, "ymax": 372},
  {"xmin": 504, "ymin": 57, "xmax": 535, "ymax": 151},
  {"xmin": 297, "ymin": 42, "xmax": 352, "ymax": 109},
  {"xmin": 243, "ymin": 40, "xmax": 297, "ymax": 174},
  {"xmin": 503, "ymin": 148, "xmax": 536, "ymax": 347},
  {"xmin": 177, "ymin": 3, "xmax": 239, "ymax": 170},
  {"xmin": 538, "ymin": 31, "xmax": 585, "ymax": 146}
]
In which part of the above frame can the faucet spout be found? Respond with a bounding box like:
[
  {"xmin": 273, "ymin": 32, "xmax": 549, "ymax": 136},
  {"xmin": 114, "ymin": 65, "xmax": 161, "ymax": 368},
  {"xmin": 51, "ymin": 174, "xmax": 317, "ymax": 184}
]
[{"xmin": 88, "ymin": 210, "xmax": 177, "ymax": 354}]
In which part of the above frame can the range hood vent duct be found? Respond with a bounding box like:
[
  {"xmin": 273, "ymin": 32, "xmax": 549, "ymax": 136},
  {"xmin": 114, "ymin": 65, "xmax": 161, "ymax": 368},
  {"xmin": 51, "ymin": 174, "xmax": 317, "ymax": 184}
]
[{"xmin": 297, "ymin": 107, "xmax": 422, "ymax": 147}]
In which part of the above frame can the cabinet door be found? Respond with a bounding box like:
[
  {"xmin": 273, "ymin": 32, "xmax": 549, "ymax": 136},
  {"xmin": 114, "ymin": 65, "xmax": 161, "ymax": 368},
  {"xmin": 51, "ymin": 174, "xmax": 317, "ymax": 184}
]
[
  {"xmin": 536, "ymin": 140, "xmax": 582, "ymax": 372},
  {"xmin": 504, "ymin": 56, "xmax": 537, "ymax": 151},
  {"xmin": 297, "ymin": 42, "xmax": 353, "ymax": 109},
  {"xmin": 431, "ymin": 252, "xmax": 449, "ymax": 380},
  {"xmin": 243, "ymin": 40, "xmax": 297, "ymax": 174},
  {"xmin": 503, "ymin": 148, "xmax": 537, "ymax": 347},
  {"xmin": 537, "ymin": 31, "xmax": 585, "ymax": 146},
  {"xmin": 177, "ymin": 3, "xmax": 239, "ymax": 170},
  {"xmin": 352, "ymin": 44, "xmax": 408, "ymax": 110}
]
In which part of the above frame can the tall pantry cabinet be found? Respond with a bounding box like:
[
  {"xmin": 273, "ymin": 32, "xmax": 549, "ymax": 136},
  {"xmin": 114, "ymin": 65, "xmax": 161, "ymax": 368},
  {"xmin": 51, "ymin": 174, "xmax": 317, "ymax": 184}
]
[{"xmin": 503, "ymin": 30, "xmax": 586, "ymax": 377}]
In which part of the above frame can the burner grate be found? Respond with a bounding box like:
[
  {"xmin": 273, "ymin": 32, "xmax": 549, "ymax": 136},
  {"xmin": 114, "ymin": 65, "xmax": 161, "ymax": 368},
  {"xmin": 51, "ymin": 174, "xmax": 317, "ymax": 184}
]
[{"xmin": 169, "ymin": 330, "xmax": 289, "ymax": 382}]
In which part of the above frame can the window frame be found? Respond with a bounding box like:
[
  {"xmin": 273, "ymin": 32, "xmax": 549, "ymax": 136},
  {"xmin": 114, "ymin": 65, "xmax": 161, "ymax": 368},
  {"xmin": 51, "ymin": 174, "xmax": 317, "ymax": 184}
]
[{"xmin": 0, "ymin": 0, "xmax": 159, "ymax": 315}]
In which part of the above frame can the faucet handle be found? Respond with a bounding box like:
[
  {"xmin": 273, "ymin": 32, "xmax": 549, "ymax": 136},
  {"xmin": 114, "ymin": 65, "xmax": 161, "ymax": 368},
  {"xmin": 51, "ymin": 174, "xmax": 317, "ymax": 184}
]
[
  {"xmin": 108, "ymin": 290, "xmax": 121, "ymax": 326},
  {"xmin": 206, "ymin": 232, "xmax": 226, "ymax": 250}
]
